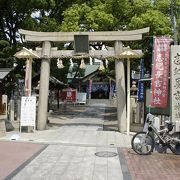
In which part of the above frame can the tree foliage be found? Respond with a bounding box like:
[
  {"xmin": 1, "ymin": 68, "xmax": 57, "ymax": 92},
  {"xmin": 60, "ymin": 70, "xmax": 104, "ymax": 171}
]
[
  {"xmin": 129, "ymin": 10, "xmax": 171, "ymax": 35},
  {"xmin": 0, "ymin": 40, "xmax": 14, "ymax": 67},
  {"xmin": 60, "ymin": 3, "xmax": 115, "ymax": 32},
  {"xmin": 0, "ymin": 0, "xmax": 179, "ymax": 85},
  {"xmin": 0, "ymin": 0, "xmax": 33, "ymax": 46}
]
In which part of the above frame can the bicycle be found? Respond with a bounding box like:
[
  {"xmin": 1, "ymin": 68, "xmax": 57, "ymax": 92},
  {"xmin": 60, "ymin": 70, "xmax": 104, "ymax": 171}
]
[{"xmin": 131, "ymin": 113, "xmax": 180, "ymax": 155}]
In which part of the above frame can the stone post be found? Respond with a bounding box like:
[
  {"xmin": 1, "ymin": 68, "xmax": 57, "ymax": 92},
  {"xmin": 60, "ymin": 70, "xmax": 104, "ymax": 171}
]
[
  {"xmin": 10, "ymin": 99, "xmax": 14, "ymax": 121},
  {"xmin": 115, "ymin": 41, "xmax": 127, "ymax": 132},
  {"xmin": 37, "ymin": 41, "xmax": 51, "ymax": 130},
  {"xmin": 0, "ymin": 116, "xmax": 6, "ymax": 137},
  {"xmin": 24, "ymin": 58, "xmax": 32, "ymax": 96}
]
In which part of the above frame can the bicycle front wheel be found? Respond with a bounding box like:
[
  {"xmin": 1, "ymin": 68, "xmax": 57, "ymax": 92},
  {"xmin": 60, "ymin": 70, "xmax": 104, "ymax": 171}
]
[
  {"xmin": 169, "ymin": 132, "xmax": 180, "ymax": 155},
  {"xmin": 131, "ymin": 131, "xmax": 155, "ymax": 155}
]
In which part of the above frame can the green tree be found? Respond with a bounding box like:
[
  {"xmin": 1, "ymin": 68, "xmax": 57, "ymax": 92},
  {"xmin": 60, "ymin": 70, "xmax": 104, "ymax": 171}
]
[
  {"xmin": 105, "ymin": 0, "xmax": 132, "ymax": 29},
  {"xmin": 60, "ymin": 3, "xmax": 115, "ymax": 32},
  {"xmin": 0, "ymin": 40, "xmax": 13, "ymax": 67},
  {"xmin": 0, "ymin": 0, "xmax": 179, "ymax": 85},
  {"xmin": 0, "ymin": 0, "xmax": 34, "ymax": 46},
  {"xmin": 129, "ymin": 10, "xmax": 171, "ymax": 35}
]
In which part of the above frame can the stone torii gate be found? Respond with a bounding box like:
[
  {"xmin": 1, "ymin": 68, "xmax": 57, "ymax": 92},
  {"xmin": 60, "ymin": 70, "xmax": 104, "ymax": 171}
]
[{"xmin": 19, "ymin": 27, "xmax": 149, "ymax": 131}]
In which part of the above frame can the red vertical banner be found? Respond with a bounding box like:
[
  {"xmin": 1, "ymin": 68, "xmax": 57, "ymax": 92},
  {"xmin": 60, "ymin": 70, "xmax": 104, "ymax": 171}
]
[{"xmin": 150, "ymin": 37, "xmax": 172, "ymax": 108}]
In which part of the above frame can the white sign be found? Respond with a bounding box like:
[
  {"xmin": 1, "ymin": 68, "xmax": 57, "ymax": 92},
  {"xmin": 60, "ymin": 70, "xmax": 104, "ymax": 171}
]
[
  {"xmin": 170, "ymin": 45, "xmax": 180, "ymax": 122},
  {"xmin": 77, "ymin": 92, "xmax": 87, "ymax": 104},
  {"xmin": 20, "ymin": 96, "xmax": 36, "ymax": 127}
]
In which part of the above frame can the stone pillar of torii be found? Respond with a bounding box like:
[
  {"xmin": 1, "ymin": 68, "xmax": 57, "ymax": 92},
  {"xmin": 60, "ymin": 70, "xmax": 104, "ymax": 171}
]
[{"xmin": 18, "ymin": 27, "xmax": 149, "ymax": 133}]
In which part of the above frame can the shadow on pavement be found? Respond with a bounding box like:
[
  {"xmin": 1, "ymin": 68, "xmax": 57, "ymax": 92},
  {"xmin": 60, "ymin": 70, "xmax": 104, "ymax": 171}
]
[{"xmin": 48, "ymin": 104, "xmax": 118, "ymax": 131}]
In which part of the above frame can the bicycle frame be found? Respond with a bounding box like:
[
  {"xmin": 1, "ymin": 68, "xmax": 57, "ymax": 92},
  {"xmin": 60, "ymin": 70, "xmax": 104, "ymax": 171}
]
[
  {"xmin": 132, "ymin": 114, "xmax": 180, "ymax": 155},
  {"xmin": 146, "ymin": 123, "xmax": 168, "ymax": 144}
]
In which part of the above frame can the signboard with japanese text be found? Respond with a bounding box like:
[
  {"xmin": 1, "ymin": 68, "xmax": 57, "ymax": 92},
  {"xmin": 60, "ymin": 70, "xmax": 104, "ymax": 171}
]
[
  {"xmin": 150, "ymin": 37, "xmax": 172, "ymax": 108},
  {"xmin": 170, "ymin": 45, "xmax": 180, "ymax": 122},
  {"xmin": 146, "ymin": 88, "xmax": 170, "ymax": 115},
  {"xmin": 62, "ymin": 88, "xmax": 77, "ymax": 102},
  {"xmin": 20, "ymin": 96, "xmax": 36, "ymax": 127},
  {"xmin": 77, "ymin": 92, "xmax": 87, "ymax": 104},
  {"xmin": 137, "ymin": 59, "xmax": 144, "ymax": 101}
]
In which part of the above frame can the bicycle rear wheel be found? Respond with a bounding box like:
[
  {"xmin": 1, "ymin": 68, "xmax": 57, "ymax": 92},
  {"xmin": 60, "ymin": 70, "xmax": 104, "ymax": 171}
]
[
  {"xmin": 169, "ymin": 132, "xmax": 180, "ymax": 155},
  {"xmin": 131, "ymin": 131, "xmax": 155, "ymax": 155}
]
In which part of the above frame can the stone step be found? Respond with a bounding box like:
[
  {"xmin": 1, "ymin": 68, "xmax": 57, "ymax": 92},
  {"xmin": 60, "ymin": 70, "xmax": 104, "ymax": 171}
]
[{"xmin": 87, "ymin": 99, "xmax": 117, "ymax": 107}]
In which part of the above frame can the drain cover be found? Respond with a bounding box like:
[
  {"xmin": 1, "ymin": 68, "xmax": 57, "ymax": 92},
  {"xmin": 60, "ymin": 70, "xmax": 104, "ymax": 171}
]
[{"xmin": 95, "ymin": 151, "xmax": 118, "ymax": 157}]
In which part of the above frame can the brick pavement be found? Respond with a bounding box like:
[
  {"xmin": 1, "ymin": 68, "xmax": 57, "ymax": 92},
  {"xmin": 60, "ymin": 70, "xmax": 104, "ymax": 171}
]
[
  {"xmin": 0, "ymin": 141, "xmax": 46, "ymax": 180},
  {"xmin": 122, "ymin": 148, "xmax": 180, "ymax": 180}
]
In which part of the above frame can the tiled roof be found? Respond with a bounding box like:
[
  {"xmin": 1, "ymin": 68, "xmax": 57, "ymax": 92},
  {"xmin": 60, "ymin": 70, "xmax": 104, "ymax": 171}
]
[
  {"xmin": 0, "ymin": 68, "xmax": 13, "ymax": 80},
  {"xmin": 49, "ymin": 76, "xmax": 64, "ymax": 85},
  {"xmin": 67, "ymin": 64, "xmax": 99, "ymax": 79}
]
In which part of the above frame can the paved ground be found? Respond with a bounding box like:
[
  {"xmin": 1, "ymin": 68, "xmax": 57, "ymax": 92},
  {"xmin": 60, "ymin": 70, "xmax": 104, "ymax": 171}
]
[
  {"xmin": 123, "ymin": 148, "xmax": 180, "ymax": 180},
  {"xmin": 0, "ymin": 141, "xmax": 45, "ymax": 180},
  {"xmin": 1, "ymin": 102, "xmax": 132, "ymax": 180},
  {"xmin": 0, "ymin": 101, "xmax": 180, "ymax": 180}
]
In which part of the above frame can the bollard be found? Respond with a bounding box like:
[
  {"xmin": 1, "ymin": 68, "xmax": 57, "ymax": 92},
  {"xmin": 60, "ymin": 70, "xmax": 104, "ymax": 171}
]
[{"xmin": 0, "ymin": 116, "xmax": 6, "ymax": 137}]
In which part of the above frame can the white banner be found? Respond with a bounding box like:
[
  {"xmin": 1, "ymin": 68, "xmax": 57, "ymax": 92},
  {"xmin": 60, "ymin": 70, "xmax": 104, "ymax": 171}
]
[
  {"xmin": 170, "ymin": 45, "xmax": 180, "ymax": 122},
  {"xmin": 20, "ymin": 96, "xmax": 36, "ymax": 126}
]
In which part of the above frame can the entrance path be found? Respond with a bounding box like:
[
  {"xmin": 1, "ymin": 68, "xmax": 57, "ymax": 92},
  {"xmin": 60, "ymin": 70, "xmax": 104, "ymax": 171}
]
[
  {"xmin": 1, "ymin": 103, "xmax": 131, "ymax": 147},
  {"xmin": 0, "ymin": 102, "xmax": 132, "ymax": 180},
  {"xmin": 1, "ymin": 101, "xmax": 180, "ymax": 179}
]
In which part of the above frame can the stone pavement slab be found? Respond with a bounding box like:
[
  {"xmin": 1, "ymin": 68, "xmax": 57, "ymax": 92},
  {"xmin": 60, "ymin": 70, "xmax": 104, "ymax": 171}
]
[
  {"xmin": 12, "ymin": 145, "xmax": 124, "ymax": 180},
  {"xmin": 0, "ymin": 103, "xmax": 132, "ymax": 147},
  {"xmin": 0, "ymin": 125, "xmax": 132, "ymax": 148},
  {"xmin": 0, "ymin": 102, "xmax": 132, "ymax": 180}
]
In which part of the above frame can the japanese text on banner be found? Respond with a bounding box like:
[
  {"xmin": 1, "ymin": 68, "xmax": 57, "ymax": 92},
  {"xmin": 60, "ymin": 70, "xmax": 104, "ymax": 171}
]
[
  {"xmin": 171, "ymin": 46, "xmax": 180, "ymax": 122},
  {"xmin": 150, "ymin": 37, "xmax": 172, "ymax": 108},
  {"xmin": 138, "ymin": 59, "xmax": 144, "ymax": 101}
]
